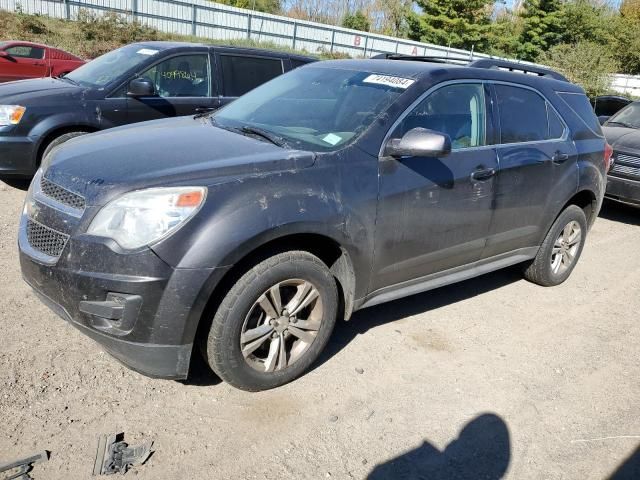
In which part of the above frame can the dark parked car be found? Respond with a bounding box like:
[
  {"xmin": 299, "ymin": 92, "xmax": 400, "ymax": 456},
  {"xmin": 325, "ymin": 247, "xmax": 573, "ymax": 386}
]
[
  {"xmin": 603, "ymin": 101, "xmax": 640, "ymax": 206},
  {"xmin": 0, "ymin": 41, "xmax": 85, "ymax": 83},
  {"xmin": 0, "ymin": 41, "xmax": 314, "ymax": 177},
  {"xmin": 591, "ymin": 95, "xmax": 632, "ymax": 125},
  {"xmin": 20, "ymin": 58, "xmax": 608, "ymax": 391}
]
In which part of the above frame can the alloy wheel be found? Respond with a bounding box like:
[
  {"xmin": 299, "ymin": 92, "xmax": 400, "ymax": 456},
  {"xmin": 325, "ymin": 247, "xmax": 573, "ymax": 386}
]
[
  {"xmin": 551, "ymin": 220, "xmax": 582, "ymax": 275},
  {"xmin": 240, "ymin": 279, "xmax": 323, "ymax": 372}
]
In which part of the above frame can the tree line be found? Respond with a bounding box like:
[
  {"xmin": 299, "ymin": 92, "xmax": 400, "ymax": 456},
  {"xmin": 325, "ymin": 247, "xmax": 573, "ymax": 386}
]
[{"xmin": 220, "ymin": 0, "xmax": 640, "ymax": 96}]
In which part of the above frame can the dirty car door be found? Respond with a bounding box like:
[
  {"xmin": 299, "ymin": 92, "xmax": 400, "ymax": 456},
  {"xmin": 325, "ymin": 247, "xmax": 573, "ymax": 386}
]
[
  {"xmin": 126, "ymin": 52, "xmax": 216, "ymax": 122},
  {"xmin": 370, "ymin": 82, "xmax": 498, "ymax": 291}
]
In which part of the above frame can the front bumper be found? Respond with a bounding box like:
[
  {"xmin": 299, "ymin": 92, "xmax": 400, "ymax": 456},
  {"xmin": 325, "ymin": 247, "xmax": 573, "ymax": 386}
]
[
  {"xmin": 0, "ymin": 133, "xmax": 37, "ymax": 177},
  {"xmin": 606, "ymin": 174, "xmax": 640, "ymax": 206},
  {"xmin": 19, "ymin": 173, "xmax": 228, "ymax": 378}
]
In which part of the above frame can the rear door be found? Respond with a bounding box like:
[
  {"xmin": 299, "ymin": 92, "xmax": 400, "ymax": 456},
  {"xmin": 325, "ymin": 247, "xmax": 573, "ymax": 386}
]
[
  {"xmin": 482, "ymin": 83, "xmax": 577, "ymax": 258},
  {"xmin": 126, "ymin": 50, "xmax": 216, "ymax": 123},
  {"xmin": 371, "ymin": 82, "xmax": 499, "ymax": 291},
  {"xmin": 216, "ymin": 53, "xmax": 285, "ymax": 108},
  {"xmin": 0, "ymin": 44, "xmax": 47, "ymax": 81}
]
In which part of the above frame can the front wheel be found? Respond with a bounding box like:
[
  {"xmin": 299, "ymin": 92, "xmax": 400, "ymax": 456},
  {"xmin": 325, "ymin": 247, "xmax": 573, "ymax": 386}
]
[
  {"xmin": 523, "ymin": 205, "xmax": 588, "ymax": 286},
  {"xmin": 205, "ymin": 251, "xmax": 338, "ymax": 391}
]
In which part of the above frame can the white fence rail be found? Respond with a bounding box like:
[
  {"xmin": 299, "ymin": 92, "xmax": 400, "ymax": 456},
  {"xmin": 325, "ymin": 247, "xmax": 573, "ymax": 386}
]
[
  {"xmin": 1, "ymin": 0, "xmax": 500, "ymax": 61},
  {"xmin": 611, "ymin": 74, "xmax": 640, "ymax": 98}
]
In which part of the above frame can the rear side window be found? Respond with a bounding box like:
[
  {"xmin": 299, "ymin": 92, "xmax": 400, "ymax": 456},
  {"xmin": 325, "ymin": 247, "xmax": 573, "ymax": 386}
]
[
  {"xmin": 220, "ymin": 55, "xmax": 283, "ymax": 97},
  {"xmin": 558, "ymin": 92, "xmax": 603, "ymax": 137},
  {"xmin": 495, "ymin": 84, "xmax": 548, "ymax": 143},
  {"xmin": 5, "ymin": 45, "xmax": 44, "ymax": 59}
]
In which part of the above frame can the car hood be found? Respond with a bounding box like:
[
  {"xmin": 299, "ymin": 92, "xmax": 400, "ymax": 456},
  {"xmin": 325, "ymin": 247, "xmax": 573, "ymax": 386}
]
[
  {"xmin": 603, "ymin": 126, "xmax": 640, "ymax": 151},
  {"xmin": 0, "ymin": 77, "xmax": 86, "ymax": 104},
  {"xmin": 44, "ymin": 116, "xmax": 316, "ymax": 205}
]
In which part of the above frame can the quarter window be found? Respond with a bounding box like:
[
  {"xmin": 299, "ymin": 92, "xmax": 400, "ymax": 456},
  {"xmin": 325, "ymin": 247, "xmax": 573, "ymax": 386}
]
[
  {"xmin": 140, "ymin": 54, "xmax": 210, "ymax": 98},
  {"xmin": 397, "ymin": 83, "xmax": 487, "ymax": 150},
  {"xmin": 547, "ymin": 105, "xmax": 565, "ymax": 139},
  {"xmin": 5, "ymin": 45, "xmax": 44, "ymax": 59},
  {"xmin": 220, "ymin": 55, "xmax": 283, "ymax": 97},
  {"xmin": 495, "ymin": 84, "xmax": 548, "ymax": 143}
]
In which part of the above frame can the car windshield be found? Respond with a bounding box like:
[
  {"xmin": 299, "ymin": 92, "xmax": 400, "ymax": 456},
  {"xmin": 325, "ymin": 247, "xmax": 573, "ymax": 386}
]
[
  {"xmin": 65, "ymin": 44, "xmax": 162, "ymax": 88},
  {"xmin": 212, "ymin": 66, "xmax": 412, "ymax": 152},
  {"xmin": 607, "ymin": 102, "xmax": 640, "ymax": 129}
]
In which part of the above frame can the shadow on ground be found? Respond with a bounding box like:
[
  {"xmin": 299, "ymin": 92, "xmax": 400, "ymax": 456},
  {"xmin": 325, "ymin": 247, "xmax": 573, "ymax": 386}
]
[
  {"xmin": 599, "ymin": 199, "xmax": 640, "ymax": 226},
  {"xmin": 316, "ymin": 265, "xmax": 523, "ymax": 371},
  {"xmin": 367, "ymin": 413, "xmax": 511, "ymax": 480},
  {"xmin": 608, "ymin": 445, "xmax": 640, "ymax": 480}
]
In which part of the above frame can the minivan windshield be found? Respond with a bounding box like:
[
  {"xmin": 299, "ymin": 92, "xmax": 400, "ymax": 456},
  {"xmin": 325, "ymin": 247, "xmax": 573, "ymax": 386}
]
[
  {"xmin": 66, "ymin": 44, "xmax": 162, "ymax": 88},
  {"xmin": 607, "ymin": 102, "xmax": 640, "ymax": 129},
  {"xmin": 213, "ymin": 66, "xmax": 412, "ymax": 152}
]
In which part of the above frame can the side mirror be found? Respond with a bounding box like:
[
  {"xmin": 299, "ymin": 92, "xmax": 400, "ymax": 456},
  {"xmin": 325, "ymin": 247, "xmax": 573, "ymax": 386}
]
[
  {"xmin": 598, "ymin": 116, "xmax": 610, "ymax": 126},
  {"xmin": 384, "ymin": 127, "xmax": 452, "ymax": 158},
  {"xmin": 0, "ymin": 51, "xmax": 9, "ymax": 58},
  {"xmin": 127, "ymin": 77, "xmax": 155, "ymax": 97}
]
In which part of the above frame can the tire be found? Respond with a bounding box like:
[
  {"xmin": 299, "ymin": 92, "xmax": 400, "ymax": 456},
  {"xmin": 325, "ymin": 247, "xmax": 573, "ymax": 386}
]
[
  {"xmin": 40, "ymin": 131, "xmax": 88, "ymax": 164},
  {"xmin": 205, "ymin": 251, "xmax": 338, "ymax": 391},
  {"xmin": 523, "ymin": 205, "xmax": 588, "ymax": 287}
]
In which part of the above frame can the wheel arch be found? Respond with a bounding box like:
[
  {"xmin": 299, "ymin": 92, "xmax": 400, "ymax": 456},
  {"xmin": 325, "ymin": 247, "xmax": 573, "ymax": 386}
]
[{"xmin": 190, "ymin": 232, "xmax": 357, "ymax": 357}]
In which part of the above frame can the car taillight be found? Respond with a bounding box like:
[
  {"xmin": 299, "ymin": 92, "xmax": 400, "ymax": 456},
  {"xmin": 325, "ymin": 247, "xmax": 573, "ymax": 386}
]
[{"xmin": 604, "ymin": 143, "xmax": 613, "ymax": 172}]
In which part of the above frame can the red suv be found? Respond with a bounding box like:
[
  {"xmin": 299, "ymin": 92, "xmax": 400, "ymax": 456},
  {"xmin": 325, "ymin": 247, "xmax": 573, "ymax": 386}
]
[{"xmin": 0, "ymin": 41, "xmax": 84, "ymax": 82}]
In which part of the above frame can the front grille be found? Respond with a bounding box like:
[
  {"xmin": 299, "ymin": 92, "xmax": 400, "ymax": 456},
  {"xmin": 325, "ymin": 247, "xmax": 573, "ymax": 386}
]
[
  {"xmin": 617, "ymin": 153, "xmax": 640, "ymax": 167},
  {"xmin": 611, "ymin": 163, "xmax": 640, "ymax": 177},
  {"xmin": 40, "ymin": 177, "xmax": 85, "ymax": 210},
  {"xmin": 26, "ymin": 219, "xmax": 69, "ymax": 257}
]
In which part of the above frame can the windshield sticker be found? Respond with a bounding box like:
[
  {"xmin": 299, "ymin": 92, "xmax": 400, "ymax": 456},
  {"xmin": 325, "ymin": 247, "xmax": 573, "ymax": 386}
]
[
  {"xmin": 363, "ymin": 74, "xmax": 415, "ymax": 90},
  {"xmin": 322, "ymin": 133, "xmax": 342, "ymax": 146},
  {"xmin": 137, "ymin": 48, "xmax": 159, "ymax": 56}
]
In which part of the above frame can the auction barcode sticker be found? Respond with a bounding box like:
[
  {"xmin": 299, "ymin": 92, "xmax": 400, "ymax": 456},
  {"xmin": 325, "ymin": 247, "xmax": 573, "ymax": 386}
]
[{"xmin": 363, "ymin": 74, "xmax": 415, "ymax": 89}]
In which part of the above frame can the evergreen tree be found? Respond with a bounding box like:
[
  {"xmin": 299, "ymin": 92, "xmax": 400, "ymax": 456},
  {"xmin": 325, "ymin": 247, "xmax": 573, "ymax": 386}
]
[
  {"xmin": 517, "ymin": 0, "xmax": 565, "ymax": 61},
  {"xmin": 407, "ymin": 0, "xmax": 494, "ymax": 51},
  {"xmin": 343, "ymin": 10, "xmax": 371, "ymax": 32}
]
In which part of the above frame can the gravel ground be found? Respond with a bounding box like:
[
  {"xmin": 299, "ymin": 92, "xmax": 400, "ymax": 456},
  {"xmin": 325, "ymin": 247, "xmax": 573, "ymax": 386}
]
[{"xmin": 1, "ymin": 178, "xmax": 639, "ymax": 480}]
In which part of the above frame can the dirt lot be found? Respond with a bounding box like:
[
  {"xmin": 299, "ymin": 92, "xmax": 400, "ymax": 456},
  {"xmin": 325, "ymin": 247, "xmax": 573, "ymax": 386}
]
[{"xmin": 1, "ymin": 178, "xmax": 638, "ymax": 480}]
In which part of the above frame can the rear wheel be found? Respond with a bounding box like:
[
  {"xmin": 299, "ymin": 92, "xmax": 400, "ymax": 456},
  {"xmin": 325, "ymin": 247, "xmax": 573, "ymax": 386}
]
[
  {"xmin": 523, "ymin": 205, "xmax": 587, "ymax": 286},
  {"xmin": 205, "ymin": 251, "xmax": 338, "ymax": 391}
]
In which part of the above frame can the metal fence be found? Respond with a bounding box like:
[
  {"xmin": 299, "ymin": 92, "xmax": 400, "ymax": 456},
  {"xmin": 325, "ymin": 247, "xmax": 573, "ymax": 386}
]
[
  {"xmin": 1, "ymin": 0, "xmax": 502, "ymax": 61},
  {"xmin": 611, "ymin": 74, "xmax": 640, "ymax": 97},
  {"xmin": 3, "ymin": 0, "xmax": 639, "ymax": 93}
]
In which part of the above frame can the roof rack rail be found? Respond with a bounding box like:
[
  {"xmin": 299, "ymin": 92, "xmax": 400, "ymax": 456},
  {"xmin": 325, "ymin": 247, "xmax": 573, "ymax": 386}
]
[
  {"xmin": 372, "ymin": 53, "xmax": 468, "ymax": 65},
  {"xmin": 468, "ymin": 59, "xmax": 568, "ymax": 82}
]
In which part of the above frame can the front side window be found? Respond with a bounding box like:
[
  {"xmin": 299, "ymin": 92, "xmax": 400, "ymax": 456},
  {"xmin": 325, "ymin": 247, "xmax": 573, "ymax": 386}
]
[
  {"xmin": 213, "ymin": 66, "xmax": 408, "ymax": 152},
  {"xmin": 496, "ymin": 84, "xmax": 548, "ymax": 144},
  {"xmin": 140, "ymin": 54, "xmax": 210, "ymax": 98},
  {"xmin": 220, "ymin": 55, "xmax": 283, "ymax": 97},
  {"xmin": 396, "ymin": 83, "xmax": 487, "ymax": 150},
  {"xmin": 5, "ymin": 45, "xmax": 44, "ymax": 59}
]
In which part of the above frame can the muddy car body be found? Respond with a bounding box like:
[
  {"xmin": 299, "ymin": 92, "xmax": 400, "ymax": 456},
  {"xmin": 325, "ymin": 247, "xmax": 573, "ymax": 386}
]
[{"xmin": 19, "ymin": 59, "xmax": 608, "ymax": 391}]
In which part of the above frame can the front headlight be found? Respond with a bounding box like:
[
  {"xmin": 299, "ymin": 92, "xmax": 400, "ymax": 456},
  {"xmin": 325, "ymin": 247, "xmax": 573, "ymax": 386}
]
[
  {"xmin": 87, "ymin": 187, "xmax": 207, "ymax": 250},
  {"xmin": 0, "ymin": 105, "xmax": 26, "ymax": 126}
]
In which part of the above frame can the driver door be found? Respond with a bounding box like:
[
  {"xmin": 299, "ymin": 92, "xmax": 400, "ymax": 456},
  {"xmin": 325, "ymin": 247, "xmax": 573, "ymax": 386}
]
[
  {"xmin": 126, "ymin": 52, "xmax": 217, "ymax": 123},
  {"xmin": 370, "ymin": 82, "xmax": 498, "ymax": 292}
]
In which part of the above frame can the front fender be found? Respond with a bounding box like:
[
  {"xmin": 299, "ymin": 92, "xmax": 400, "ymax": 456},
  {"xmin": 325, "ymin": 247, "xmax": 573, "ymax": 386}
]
[{"xmin": 151, "ymin": 157, "xmax": 378, "ymax": 299}]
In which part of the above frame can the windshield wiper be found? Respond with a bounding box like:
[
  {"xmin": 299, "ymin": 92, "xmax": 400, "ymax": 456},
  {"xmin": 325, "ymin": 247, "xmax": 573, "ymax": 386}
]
[
  {"xmin": 58, "ymin": 76, "xmax": 79, "ymax": 86},
  {"xmin": 240, "ymin": 126, "xmax": 288, "ymax": 148}
]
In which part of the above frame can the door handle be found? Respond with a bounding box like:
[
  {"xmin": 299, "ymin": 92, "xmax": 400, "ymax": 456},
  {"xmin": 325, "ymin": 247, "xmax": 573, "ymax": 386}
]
[
  {"xmin": 195, "ymin": 106, "xmax": 216, "ymax": 114},
  {"xmin": 470, "ymin": 167, "xmax": 496, "ymax": 182},
  {"xmin": 552, "ymin": 152, "xmax": 570, "ymax": 163}
]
